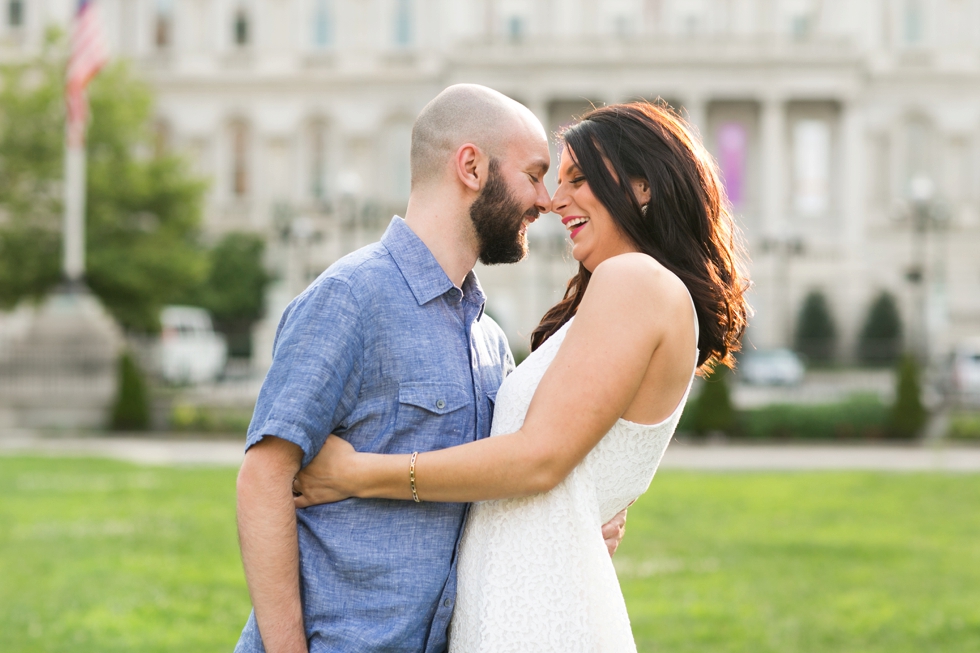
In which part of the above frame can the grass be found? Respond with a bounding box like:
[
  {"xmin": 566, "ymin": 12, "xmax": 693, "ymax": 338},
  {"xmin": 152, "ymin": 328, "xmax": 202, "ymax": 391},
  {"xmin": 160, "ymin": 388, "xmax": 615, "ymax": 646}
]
[
  {"xmin": 0, "ymin": 457, "xmax": 248, "ymax": 652},
  {"xmin": 619, "ymin": 472, "xmax": 980, "ymax": 652},
  {"xmin": 1, "ymin": 457, "xmax": 979, "ymax": 652}
]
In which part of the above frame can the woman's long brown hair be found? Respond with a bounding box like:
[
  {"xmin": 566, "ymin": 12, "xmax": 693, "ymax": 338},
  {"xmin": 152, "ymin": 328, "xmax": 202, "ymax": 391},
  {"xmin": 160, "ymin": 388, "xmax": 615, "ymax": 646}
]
[{"xmin": 529, "ymin": 102, "xmax": 750, "ymax": 372}]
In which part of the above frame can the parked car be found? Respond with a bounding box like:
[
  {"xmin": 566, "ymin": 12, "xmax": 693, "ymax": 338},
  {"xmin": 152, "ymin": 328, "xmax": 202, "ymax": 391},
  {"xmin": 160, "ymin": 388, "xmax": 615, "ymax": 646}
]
[
  {"xmin": 738, "ymin": 348, "xmax": 806, "ymax": 386},
  {"xmin": 952, "ymin": 337, "xmax": 980, "ymax": 398},
  {"xmin": 160, "ymin": 306, "xmax": 227, "ymax": 384}
]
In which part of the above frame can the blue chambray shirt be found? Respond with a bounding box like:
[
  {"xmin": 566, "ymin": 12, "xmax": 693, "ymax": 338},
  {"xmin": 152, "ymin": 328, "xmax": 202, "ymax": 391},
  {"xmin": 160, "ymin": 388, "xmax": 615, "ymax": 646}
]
[{"xmin": 235, "ymin": 217, "xmax": 513, "ymax": 653}]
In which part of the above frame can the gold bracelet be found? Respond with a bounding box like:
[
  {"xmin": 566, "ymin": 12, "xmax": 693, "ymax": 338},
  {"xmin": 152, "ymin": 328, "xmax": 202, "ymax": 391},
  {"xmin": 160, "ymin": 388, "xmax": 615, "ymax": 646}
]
[{"xmin": 409, "ymin": 451, "xmax": 420, "ymax": 503}]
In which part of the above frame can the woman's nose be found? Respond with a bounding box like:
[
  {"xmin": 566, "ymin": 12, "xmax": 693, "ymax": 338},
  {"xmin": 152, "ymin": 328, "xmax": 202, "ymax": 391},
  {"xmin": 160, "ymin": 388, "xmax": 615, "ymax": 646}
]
[{"xmin": 550, "ymin": 187, "xmax": 567, "ymax": 214}]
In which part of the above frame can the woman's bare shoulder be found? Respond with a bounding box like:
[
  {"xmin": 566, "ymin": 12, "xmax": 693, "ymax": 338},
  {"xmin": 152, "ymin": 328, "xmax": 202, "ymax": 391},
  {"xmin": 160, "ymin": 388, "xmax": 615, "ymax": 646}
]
[{"xmin": 587, "ymin": 252, "xmax": 689, "ymax": 310}]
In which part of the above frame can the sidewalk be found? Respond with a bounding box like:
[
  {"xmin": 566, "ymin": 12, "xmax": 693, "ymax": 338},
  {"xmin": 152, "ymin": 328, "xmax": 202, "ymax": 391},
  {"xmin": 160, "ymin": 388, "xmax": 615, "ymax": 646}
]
[
  {"xmin": 0, "ymin": 431, "xmax": 245, "ymax": 466},
  {"xmin": 2, "ymin": 430, "xmax": 980, "ymax": 471}
]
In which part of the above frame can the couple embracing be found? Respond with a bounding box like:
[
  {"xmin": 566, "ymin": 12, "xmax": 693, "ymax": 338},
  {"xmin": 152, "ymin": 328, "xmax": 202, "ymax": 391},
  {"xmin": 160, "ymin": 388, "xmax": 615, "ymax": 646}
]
[{"xmin": 234, "ymin": 84, "xmax": 749, "ymax": 653}]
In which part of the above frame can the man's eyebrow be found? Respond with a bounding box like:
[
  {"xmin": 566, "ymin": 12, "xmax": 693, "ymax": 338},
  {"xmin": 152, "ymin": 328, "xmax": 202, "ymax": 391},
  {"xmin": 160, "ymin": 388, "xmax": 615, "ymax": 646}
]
[{"xmin": 529, "ymin": 158, "xmax": 549, "ymax": 175}]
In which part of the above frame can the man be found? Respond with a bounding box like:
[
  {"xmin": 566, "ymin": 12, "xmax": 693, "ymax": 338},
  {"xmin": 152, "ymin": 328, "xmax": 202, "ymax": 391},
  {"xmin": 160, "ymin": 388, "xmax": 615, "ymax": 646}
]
[{"xmin": 234, "ymin": 84, "xmax": 626, "ymax": 653}]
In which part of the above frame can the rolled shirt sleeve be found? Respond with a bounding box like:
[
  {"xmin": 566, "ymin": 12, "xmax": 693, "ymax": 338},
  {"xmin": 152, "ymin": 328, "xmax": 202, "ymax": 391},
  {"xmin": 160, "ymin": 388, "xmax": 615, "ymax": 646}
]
[{"xmin": 246, "ymin": 277, "xmax": 363, "ymax": 467}]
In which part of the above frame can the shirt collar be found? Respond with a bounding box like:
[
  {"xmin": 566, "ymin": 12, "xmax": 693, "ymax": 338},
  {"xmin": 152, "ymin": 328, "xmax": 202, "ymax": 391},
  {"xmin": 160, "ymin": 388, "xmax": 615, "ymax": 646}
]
[
  {"xmin": 460, "ymin": 269, "xmax": 487, "ymax": 319},
  {"xmin": 383, "ymin": 216, "xmax": 468, "ymax": 307}
]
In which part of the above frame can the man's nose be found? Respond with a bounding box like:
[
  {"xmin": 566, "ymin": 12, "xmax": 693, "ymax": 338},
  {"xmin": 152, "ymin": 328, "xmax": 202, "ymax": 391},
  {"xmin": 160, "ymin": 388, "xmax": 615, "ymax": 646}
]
[{"xmin": 536, "ymin": 185, "xmax": 553, "ymax": 215}]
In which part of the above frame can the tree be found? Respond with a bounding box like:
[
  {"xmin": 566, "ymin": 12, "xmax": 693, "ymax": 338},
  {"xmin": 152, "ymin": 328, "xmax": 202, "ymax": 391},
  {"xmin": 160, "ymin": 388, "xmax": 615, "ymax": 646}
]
[
  {"xmin": 0, "ymin": 34, "xmax": 208, "ymax": 332},
  {"xmin": 195, "ymin": 232, "xmax": 271, "ymax": 358},
  {"xmin": 110, "ymin": 351, "xmax": 150, "ymax": 431},
  {"xmin": 687, "ymin": 366, "xmax": 737, "ymax": 435},
  {"xmin": 794, "ymin": 290, "xmax": 837, "ymax": 364},
  {"xmin": 887, "ymin": 354, "xmax": 927, "ymax": 439},
  {"xmin": 858, "ymin": 292, "xmax": 903, "ymax": 366}
]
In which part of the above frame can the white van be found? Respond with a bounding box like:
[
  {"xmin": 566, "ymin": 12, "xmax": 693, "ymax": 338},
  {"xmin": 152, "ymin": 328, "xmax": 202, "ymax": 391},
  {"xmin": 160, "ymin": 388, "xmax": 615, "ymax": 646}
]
[
  {"xmin": 160, "ymin": 306, "xmax": 228, "ymax": 384},
  {"xmin": 952, "ymin": 337, "xmax": 980, "ymax": 399}
]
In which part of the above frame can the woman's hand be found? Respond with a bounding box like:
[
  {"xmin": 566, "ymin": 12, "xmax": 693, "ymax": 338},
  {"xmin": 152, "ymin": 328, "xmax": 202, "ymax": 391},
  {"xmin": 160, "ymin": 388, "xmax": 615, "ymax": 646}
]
[{"xmin": 292, "ymin": 434, "xmax": 359, "ymax": 508}]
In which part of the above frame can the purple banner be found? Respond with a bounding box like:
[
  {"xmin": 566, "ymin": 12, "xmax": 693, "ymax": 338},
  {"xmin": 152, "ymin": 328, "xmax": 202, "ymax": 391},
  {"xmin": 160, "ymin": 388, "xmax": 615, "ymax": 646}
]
[{"xmin": 717, "ymin": 122, "xmax": 748, "ymax": 207}]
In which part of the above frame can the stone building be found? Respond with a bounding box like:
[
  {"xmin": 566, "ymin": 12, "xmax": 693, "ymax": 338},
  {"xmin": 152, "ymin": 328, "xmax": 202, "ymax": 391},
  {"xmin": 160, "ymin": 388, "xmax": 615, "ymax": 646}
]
[{"xmin": 2, "ymin": 0, "xmax": 979, "ymax": 365}]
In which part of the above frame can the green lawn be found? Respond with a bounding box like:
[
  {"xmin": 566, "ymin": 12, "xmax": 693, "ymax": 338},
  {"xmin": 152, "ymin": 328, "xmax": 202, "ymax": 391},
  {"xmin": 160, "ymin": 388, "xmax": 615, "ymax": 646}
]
[{"xmin": 1, "ymin": 456, "xmax": 978, "ymax": 652}]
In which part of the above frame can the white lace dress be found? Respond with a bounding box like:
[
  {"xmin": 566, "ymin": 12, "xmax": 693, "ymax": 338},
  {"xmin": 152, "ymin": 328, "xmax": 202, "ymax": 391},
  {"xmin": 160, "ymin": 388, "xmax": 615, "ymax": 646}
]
[{"xmin": 449, "ymin": 315, "xmax": 698, "ymax": 653}]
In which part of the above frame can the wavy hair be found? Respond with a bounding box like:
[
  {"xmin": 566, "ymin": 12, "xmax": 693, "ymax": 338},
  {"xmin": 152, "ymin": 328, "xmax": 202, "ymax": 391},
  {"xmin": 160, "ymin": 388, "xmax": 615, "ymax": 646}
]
[{"xmin": 529, "ymin": 101, "xmax": 750, "ymax": 371}]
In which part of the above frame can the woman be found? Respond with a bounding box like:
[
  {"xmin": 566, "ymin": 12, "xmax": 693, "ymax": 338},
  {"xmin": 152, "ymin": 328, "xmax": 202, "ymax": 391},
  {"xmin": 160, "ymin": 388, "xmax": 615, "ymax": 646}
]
[{"xmin": 294, "ymin": 102, "xmax": 749, "ymax": 651}]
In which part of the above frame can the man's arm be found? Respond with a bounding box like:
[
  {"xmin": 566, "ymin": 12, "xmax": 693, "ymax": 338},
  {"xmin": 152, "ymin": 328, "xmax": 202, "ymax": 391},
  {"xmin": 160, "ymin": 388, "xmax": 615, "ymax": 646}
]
[{"xmin": 237, "ymin": 436, "xmax": 307, "ymax": 653}]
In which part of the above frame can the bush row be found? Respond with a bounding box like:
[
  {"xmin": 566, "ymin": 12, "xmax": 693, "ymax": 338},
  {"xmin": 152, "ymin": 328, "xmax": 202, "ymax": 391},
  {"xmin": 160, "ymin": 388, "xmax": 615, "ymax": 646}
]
[{"xmin": 679, "ymin": 356, "xmax": 928, "ymax": 440}]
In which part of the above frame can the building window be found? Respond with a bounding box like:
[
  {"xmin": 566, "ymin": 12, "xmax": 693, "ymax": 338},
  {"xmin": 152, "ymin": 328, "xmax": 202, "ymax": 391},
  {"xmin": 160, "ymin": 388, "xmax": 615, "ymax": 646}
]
[
  {"xmin": 234, "ymin": 7, "xmax": 250, "ymax": 47},
  {"xmin": 717, "ymin": 122, "xmax": 748, "ymax": 208},
  {"xmin": 906, "ymin": 118, "xmax": 932, "ymax": 188},
  {"xmin": 313, "ymin": 0, "xmax": 334, "ymax": 48},
  {"xmin": 507, "ymin": 15, "xmax": 524, "ymax": 42},
  {"xmin": 790, "ymin": 14, "xmax": 810, "ymax": 38},
  {"xmin": 310, "ymin": 122, "xmax": 328, "ymax": 200},
  {"xmin": 8, "ymin": 0, "xmax": 23, "ymax": 27},
  {"xmin": 154, "ymin": 119, "xmax": 173, "ymax": 158},
  {"xmin": 387, "ymin": 122, "xmax": 413, "ymax": 202},
  {"xmin": 393, "ymin": 0, "xmax": 412, "ymax": 46},
  {"xmin": 155, "ymin": 0, "xmax": 173, "ymax": 49},
  {"xmin": 792, "ymin": 119, "xmax": 831, "ymax": 217},
  {"xmin": 231, "ymin": 121, "xmax": 249, "ymax": 197},
  {"xmin": 872, "ymin": 134, "xmax": 891, "ymax": 205},
  {"xmin": 903, "ymin": 0, "xmax": 924, "ymax": 45}
]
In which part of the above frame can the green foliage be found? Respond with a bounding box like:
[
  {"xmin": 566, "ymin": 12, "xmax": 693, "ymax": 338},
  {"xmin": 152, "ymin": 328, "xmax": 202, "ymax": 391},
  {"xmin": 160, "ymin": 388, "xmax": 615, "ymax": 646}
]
[
  {"xmin": 685, "ymin": 366, "xmax": 737, "ymax": 434},
  {"xmin": 110, "ymin": 352, "xmax": 150, "ymax": 431},
  {"xmin": 859, "ymin": 291, "xmax": 903, "ymax": 366},
  {"xmin": 170, "ymin": 402, "xmax": 254, "ymax": 434},
  {"xmin": 0, "ymin": 38, "xmax": 208, "ymax": 331},
  {"xmin": 887, "ymin": 354, "xmax": 928, "ymax": 439},
  {"xmin": 948, "ymin": 412, "xmax": 980, "ymax": 440},
  {"xmin": 794, "ymin": 290, "xmax": 837, "ymax": 363},
  {"xmin": 741, "ymin": 394, "xmax": 888, "ymax": 439},
  {"xmin": 193, "ymin": 233, "xmax": 271, "ymax": 357}
]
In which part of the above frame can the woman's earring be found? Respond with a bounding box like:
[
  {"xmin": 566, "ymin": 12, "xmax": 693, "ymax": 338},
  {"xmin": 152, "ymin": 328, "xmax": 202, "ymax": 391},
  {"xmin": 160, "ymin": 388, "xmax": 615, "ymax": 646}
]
[{"xmin": 641, "ymin": 204, "xmax": 648, "ymax": 216}]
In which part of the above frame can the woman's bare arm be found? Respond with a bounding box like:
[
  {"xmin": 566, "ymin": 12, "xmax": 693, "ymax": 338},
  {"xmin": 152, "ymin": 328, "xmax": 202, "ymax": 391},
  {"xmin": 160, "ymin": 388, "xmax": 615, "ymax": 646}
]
[{"xmin": 294, "ymin": 254, "xmax": 690, "ymax": 505}]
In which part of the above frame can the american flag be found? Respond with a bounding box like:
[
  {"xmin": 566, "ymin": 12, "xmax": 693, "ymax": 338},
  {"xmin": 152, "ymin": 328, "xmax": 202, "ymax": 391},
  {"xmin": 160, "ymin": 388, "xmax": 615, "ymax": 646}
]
[{"xmin": 66, "ymin": 0, "xmax": 109, "ymax": 147}]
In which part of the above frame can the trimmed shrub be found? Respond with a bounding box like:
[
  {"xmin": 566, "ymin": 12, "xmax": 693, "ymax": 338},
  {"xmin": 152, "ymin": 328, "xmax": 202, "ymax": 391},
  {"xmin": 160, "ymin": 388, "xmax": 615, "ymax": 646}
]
[
  {"xmin": 170, "ymin": 403, "xmax": 253, "ymax": 434},
  {"xmin": 948, "ymin": 413, "xmax": 980, "ymax": 440},
  {"xmin": 795, "ymin": 290, "xmax": 838, "ymax": 364},
  {"xmin": 110, "ymin": 351, "xmax": 150, "ymax": 431},
  {"xmin": 858, "ymin": 292, "xmax": 903, "ymax": 366},
  {"xmin": 741, "ymin": 394, "xmax": 888, "ymax": 440},
  {"xmin": 685, "ymin": 366, "xmax": 737, "ymax": 435},
  {"xmin": 887, "ymin": 354, "xmax": 927, "ymax": 439}
]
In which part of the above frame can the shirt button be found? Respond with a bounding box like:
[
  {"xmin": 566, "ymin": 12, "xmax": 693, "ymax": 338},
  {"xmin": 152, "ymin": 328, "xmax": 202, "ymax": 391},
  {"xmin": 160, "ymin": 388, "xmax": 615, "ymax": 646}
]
[
  {"xmin": 436, "ymin": 399, "xmax": 446, "ymax": 409},
  {"xmin": 444, "ymin": 598, "xmax": 453, "ymax": 607}
]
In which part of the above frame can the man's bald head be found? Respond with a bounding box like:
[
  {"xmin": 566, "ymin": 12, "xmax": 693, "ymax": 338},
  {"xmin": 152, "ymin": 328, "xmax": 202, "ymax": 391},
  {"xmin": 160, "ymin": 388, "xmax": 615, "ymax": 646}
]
[{"xmin": 410, "ymin": 84, "xmax": 543, "ymax": 188}]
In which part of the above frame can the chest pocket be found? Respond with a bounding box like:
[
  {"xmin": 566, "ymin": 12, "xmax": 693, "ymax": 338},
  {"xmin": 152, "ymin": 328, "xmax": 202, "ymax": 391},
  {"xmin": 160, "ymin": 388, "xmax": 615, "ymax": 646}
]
[{"xmin": 395, "ymin": 381, "xmax": 473, "ymax": 449}]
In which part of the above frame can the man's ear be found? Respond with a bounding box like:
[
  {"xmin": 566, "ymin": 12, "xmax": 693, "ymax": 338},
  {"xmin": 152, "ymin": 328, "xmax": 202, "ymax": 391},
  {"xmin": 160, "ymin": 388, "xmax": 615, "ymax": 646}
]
[
  {"xmin": 454, "ymin": 143, "xmax": 485, "ymax": 192},
  {"xmin": 631, "ymin": 177, "xmax": 651, "ymax": 208}
]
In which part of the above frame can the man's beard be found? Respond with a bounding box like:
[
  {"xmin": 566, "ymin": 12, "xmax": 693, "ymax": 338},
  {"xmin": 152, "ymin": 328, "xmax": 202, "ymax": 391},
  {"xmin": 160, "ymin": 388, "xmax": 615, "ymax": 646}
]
[{"xmin": 469, "ymin": 159, "xmax": 537, "ymax": 265}]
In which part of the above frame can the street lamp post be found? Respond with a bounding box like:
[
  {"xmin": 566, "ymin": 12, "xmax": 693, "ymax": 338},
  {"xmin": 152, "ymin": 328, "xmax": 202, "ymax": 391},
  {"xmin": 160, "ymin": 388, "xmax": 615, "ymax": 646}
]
[
  {"xmin": 905, "ymin": 174, "xmax": 948, "ymax": 364},
  {"xmin": 760, "ymin": 233, "xmax": 806, "ymax": 349}
]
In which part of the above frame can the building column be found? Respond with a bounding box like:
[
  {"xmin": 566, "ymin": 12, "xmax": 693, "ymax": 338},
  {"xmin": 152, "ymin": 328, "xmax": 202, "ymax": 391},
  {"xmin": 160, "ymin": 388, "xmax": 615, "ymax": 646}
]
[
  {"xmin": 839, "ymin": 99, "xmax": 865, "ymax": 256},
  {"xmin": 682, "ymin": 95, "xmax": 707, "ymax": 141},
  {"xmin": 761, "ymin": 95, "xmax": 787, "ymax": 237},
  {"xmin": 760, "ymin": 96, "xmax": 791, "ymax": 347}
]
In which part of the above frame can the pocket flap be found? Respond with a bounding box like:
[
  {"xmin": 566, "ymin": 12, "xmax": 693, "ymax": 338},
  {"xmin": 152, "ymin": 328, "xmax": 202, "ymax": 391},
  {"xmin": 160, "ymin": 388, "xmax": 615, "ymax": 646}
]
[{"xmin": 398, "ymin": 381, "xmax": 471, "ymax": 415}]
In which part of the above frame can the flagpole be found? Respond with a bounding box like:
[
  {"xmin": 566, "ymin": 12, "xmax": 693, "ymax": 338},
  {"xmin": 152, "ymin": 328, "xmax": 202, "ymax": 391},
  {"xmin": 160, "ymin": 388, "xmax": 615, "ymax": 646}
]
[
  {"xmin": 62, "ymin": 132, "xmax": 86, "ymax": 286},
  {"xmin": 62, "ymin": 0, "xmax": 108, "ymax": 289}
]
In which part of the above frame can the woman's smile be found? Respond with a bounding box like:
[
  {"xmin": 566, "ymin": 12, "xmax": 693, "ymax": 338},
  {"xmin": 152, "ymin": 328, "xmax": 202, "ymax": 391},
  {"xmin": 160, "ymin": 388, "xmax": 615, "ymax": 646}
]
[{"xmin": 561, "ymin": 215, "xmax": 590, "ymax": 239}]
